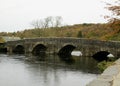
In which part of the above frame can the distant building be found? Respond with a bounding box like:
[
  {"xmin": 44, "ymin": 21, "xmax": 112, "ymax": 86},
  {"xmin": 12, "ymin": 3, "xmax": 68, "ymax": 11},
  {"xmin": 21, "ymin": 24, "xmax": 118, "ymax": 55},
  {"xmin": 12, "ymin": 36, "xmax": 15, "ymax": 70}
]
[{"xmin": 0, "ymin": 36, "xmax": 20, "ymax": 43}]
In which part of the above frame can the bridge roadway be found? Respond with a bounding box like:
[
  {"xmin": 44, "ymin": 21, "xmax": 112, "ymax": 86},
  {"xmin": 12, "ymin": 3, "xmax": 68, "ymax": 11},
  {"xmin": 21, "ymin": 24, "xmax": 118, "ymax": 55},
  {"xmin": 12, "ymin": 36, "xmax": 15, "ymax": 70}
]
[{"xmin": 5, "ymin": 37, "xmax": 120, "ymax": 58}]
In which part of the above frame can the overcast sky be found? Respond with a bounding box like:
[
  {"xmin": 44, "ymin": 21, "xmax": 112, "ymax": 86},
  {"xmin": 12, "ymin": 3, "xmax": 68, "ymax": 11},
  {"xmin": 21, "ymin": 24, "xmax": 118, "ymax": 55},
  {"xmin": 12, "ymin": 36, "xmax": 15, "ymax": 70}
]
[{"xmin": 0, "ymin": 0, "xmax": 111, "ymax": 32}]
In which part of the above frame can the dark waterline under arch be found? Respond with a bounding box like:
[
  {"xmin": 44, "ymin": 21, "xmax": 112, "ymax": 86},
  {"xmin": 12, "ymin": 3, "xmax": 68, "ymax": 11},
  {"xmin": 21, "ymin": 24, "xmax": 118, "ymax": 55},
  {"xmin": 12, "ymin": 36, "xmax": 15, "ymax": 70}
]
[
  {"xmin": 32, "ymin": 44, "xmax": 47, "ymax": 56},
  {"xmin": 92, "ymin": 51, "xmax": 110, "ymax": 62},
  {"xmin": 58, "ymin": 45, "xmax": 76, "ymax": 55}
]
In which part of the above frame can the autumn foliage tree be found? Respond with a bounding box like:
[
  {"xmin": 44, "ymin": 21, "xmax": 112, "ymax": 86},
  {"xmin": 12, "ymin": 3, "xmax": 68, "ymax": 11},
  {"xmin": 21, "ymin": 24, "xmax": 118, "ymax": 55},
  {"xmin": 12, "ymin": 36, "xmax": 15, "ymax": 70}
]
[{"xmin": 105, "ymin": 0, "xmax": 120, "ymax": 33}]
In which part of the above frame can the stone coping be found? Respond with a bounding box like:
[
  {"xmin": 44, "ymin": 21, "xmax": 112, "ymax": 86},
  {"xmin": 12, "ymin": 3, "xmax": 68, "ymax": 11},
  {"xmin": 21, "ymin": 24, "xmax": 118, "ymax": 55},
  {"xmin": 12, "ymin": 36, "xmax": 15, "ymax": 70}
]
[{"xmin": 87, "ymin": 59, "xmax": 120, "ymax": 86}]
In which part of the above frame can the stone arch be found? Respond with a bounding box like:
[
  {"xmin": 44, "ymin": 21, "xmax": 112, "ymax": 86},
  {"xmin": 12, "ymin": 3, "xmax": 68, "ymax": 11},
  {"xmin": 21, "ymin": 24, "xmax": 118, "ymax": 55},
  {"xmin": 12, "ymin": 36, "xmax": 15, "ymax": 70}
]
[
  {"xmin": 13, "ymin": 45, "xmax": 25, "ymax": 54},
  {"xmin": 58, "ymin": 44, "xmax": 76, "ymax": 55},
  {"xmin": 92, "ymin": 51, "xmax": 111, "ymax": 62},
  {"xmin": 32, "ymin": 44, "xmax": 47, "ymax": 56}
]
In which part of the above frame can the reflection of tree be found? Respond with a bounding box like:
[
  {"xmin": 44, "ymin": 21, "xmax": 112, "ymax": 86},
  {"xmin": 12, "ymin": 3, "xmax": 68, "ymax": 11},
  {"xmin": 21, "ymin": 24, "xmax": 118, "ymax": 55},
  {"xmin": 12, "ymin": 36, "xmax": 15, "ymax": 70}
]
[
  {"xmin": 33, "ymin": 63, "xmax": 60, "ymax": 86},
  {"xmin": 58, "ymin": 54, "xmax": 75, "ymax": 65}
]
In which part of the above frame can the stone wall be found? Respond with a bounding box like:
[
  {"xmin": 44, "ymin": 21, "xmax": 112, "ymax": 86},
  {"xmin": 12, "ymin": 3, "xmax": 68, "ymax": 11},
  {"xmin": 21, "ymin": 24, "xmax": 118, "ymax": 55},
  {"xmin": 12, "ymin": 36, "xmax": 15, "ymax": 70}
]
[{"xmin": 87, "ymin": 59, "xmax": 120, "ymax": 86}]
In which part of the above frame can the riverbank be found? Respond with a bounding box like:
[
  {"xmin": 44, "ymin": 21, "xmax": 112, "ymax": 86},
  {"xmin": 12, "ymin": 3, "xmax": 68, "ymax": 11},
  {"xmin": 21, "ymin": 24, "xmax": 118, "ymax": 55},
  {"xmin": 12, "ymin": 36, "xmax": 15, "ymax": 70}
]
[{"xmin": 87, "ymin": 58, "xmax": 120, "ymax": 86}]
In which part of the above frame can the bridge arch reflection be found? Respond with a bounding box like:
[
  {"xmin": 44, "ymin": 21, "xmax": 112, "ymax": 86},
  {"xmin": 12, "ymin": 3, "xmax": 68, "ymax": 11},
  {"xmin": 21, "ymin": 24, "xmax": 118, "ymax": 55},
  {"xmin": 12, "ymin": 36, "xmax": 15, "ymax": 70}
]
[{"xmin": 13, "ymin": 45, "xmax": 25, "ymax": 54}]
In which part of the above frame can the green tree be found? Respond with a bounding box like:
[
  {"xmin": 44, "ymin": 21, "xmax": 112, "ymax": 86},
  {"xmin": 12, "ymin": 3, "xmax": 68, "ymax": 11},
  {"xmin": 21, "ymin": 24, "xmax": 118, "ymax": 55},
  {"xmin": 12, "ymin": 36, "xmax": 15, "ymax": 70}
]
[{"xmin": 77, "ymin": 31, "xmax": 82, "ymax": 38}]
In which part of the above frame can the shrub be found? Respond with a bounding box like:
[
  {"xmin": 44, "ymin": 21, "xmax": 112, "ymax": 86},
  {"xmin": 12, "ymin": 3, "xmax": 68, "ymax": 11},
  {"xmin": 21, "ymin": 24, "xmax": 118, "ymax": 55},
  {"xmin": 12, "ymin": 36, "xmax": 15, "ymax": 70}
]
[{"xmin": 97, "ymin": 61, "xmax": 114, "ymax": 72}]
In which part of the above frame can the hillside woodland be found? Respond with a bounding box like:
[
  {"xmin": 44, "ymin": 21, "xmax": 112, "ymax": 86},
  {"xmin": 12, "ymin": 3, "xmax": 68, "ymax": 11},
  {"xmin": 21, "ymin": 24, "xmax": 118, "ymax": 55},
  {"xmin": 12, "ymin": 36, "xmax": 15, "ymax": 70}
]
[{"xmin": 0, "ymin": 23, "xmax": 119, "ymax": 41}]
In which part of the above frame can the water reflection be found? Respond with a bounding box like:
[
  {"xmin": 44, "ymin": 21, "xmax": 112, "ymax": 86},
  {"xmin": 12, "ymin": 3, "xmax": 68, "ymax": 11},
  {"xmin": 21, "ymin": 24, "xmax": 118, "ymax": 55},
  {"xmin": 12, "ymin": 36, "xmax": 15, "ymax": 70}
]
[
  {"xmin": 0, "ymin": 54, "xmax": 99, "ymax": 86},
  {"xmin": 36, "ymin": 52, "xmax": 46, "ymax": 61},
  {"xmin": 30, "ymin": 53, "xmax": 100, "ymax": 74},
  {"xmin": 58, "ymin": 54, "xmax": 75, "ymax": 65}
]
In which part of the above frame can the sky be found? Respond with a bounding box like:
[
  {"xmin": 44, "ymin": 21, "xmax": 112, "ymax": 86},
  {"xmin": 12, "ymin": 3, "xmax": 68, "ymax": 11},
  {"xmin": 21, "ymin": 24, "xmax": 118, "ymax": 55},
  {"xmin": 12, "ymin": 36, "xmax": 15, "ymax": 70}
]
[{"xmin": 0, "ymin": 0, "xmax": 111, "ymax": 32}]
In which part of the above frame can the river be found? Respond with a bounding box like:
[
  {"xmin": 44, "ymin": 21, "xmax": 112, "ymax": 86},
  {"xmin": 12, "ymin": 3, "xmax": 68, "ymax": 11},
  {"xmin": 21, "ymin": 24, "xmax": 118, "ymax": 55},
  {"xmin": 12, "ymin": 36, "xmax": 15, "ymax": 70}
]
[{"xmin": 0, "ymin": 54, "xmax": 100, "ymax": 86}]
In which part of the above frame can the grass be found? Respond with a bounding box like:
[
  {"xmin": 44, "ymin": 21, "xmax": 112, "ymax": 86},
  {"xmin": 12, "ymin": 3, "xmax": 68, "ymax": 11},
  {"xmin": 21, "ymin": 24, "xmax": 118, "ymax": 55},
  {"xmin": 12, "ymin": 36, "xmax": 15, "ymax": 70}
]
[{"xmin": 97, "ymin": 61, "xmax": 114, "ymax": 72}]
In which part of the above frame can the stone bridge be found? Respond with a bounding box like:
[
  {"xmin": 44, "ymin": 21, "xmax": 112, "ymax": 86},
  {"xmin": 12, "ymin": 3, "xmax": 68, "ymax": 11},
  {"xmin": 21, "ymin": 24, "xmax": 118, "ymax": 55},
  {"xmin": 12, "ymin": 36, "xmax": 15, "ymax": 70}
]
[{"xmin": 5, "ymin": 37, "xmax": 120, "ymax": 58}]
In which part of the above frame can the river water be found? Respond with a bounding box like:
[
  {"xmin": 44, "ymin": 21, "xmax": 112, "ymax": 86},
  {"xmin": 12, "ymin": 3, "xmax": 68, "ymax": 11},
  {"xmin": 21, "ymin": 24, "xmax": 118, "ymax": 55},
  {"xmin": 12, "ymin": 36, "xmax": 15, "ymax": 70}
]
[{"xmin": 0, "ymin": 54, "xmax": 100, "ymax": 86}]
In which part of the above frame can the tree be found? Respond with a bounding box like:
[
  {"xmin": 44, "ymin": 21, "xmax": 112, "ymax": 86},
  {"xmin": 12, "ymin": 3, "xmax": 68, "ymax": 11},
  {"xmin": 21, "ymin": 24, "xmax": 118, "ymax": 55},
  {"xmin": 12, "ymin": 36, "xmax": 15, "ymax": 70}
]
[
  {"xmin": 31, "ymin": 20, "xmax": 44, "ymax": 29},
  {"xmin": 30, "ymin": 16, "xmax": 63, "ymax": 29},
  {"xmin": 105, "ymin": 0, "xmax": 120, "ymax": 33},
  {"xmin": 54, "ymin": 16, "xmax": 63, "ymax": 27},
  {"xmin": 105, "ymin": 0, "xmax": 120, "ymax": 21},
  {"xmin": 43, "ymin": 16, "xmax": 53, "ymax": 29},
  {"xmin": 77, "ymin": 31, "xmax": 82, "ymax": 38}
]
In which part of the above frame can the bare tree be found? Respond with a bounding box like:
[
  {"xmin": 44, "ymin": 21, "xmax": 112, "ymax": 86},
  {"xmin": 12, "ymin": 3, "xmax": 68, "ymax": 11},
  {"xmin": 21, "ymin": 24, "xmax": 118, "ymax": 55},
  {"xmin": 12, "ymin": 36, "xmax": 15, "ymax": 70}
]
[
  {"xmin": 54, "ymin": 16, "xmax": 63, "ymax": 27},
  {"xmin": 31, "ymin": 20, "xmax": 43, "ymax": 29},
  {"xmin": 43, "ymin": 16, "xmax": 53, "ymax": 29},
  {"xmin": 30, "ymin": 16, "xmax": 63, "ymax": 29}
]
